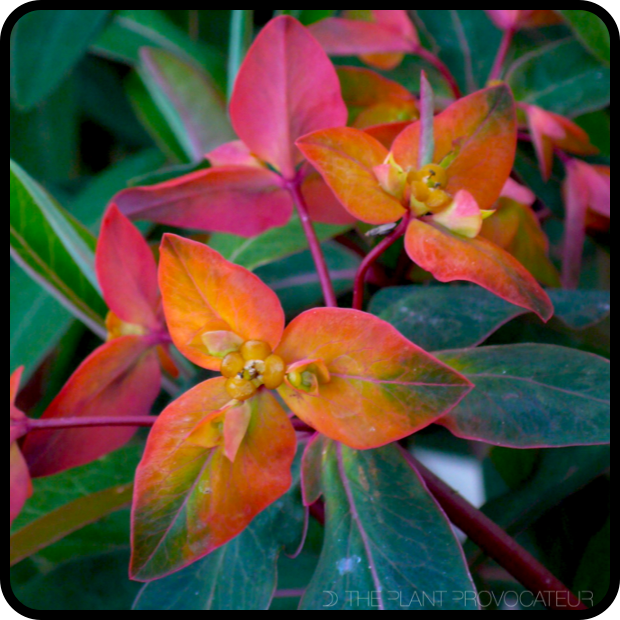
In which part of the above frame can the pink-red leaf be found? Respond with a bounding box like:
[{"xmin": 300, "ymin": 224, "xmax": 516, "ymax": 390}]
[
  {"xmin": 392, "ymin": 84, "xmax": 517, "ymax": 211},
  {"xmin": 10, "ymin": 368, "xmax": 31, "ymax": 526},
  {"xmin": 11, "ymin": 444, "xmax": 32, "ymax": 526},
  {"xmin": 159, "ymin": 234, "xmax": 285, "ymax": 371},
  {"xmin": 22, "ymin": 337, "xmax": 160, "ymax": 478},
  {"xmin": 297, "ymin": 127, "xmax": 406, "ymax": 225},
  {"xmin": 96, "ymin": 205, "xmax": 161, "ymax": 330},
  {"xmin": 276, "ymin": 308, "xmax": 473, "ymax": 449},
  {"xmin": 300, "ymin": 168, "xmax": 358, "ymax": 226},
  {"xmin": 115, "ymin": 167, "xmax": 293, "ymax": 237},
  {"xmin": 230, "ymin": 16, "xmax": 348, "ymax": 180},
  {"xmin": 310, "ymin": 10, "xmax": 417, "ymax": 69},
  {"xmin": 130, "ymin": 378, "xmax": 296, "ymax": 581},
  {"xmin": 405, "ymin": 219, "xmax": 554, "ymax": 321}
]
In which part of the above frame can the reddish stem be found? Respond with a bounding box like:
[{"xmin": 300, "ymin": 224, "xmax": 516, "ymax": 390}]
[
  {"xmin": 352, "ymin": 214, "xmax": 411, "ymax": 311},
  {"xmin": 415, "ymin": 46, "xmax": 462, "ymax": 99},
  {"xmin": 288, "ymin": 182, "xmax": 338, "ymax": 308},
  {"xmin": 27, "ymin": 416, "xmax": 158, "ymax": 433},
  {"xmin": 488, "ymin": 27, "xmax": 516, "ymax": 83},
  {"xmin": 402, "ymin": 450, "xmax": 589, "ymax": 611}
]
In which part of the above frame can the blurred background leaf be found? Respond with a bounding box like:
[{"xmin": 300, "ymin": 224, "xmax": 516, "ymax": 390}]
[{"xmin": 10, "ymin": 10, "xmax": 112, "ymax": 110}]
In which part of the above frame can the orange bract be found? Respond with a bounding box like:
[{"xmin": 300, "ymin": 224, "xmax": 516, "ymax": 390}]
[{"xmin": 159, "ymin": 234, "xmax": 285, "ymax": 371}]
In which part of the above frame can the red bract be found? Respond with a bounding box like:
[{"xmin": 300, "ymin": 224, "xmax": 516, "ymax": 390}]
[
  {"xmin": 521, "ymin": 104, "xmax": 599, "ymax": 180},
  {"xmin": 10, "ymin": 368, "xmax": 32, "ymax": 526},
  {"xmin": 21, "ymin": 207, "xmax": 169, "ymax": 477},
  {"xmin": 113, "ymin": 16, "xmax": 352, "ymax": 234},
  {"xmin": 130, "ymin": 234, "xmax": 472, "ymax": 581},
  {"xmin": 298, "ymin": 84, "xmax": 554, "ymax": 320},
  {"xmin": 562, "ymin": 160, "xmax": 611, "ymax": 289},
  {"xmin": 310, "ymin": 10, "xmax": 419, "ymax": 71}
]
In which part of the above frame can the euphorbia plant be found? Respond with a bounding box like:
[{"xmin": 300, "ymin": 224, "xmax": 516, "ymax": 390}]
[
  {"xmin": 130, "ymin": 235, "xmax": 472, "ymax": 580},
  {"xmin": 9, "ymin": 9, "xmax": 610, "ymax": 613},
  {"xmin": 297, "ymin": 78, "xmax": 554, "ymax": 318}
]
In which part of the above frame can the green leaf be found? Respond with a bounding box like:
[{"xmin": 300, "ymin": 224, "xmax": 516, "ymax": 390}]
[
  {"xmin": 370, "ymin": 285, "xmax": 530, "ymax": 351},
  {"xmin": 126, "ymin": 72, "xmax": 190, "ymax": 163},
  {"xmin": 256, "ymin": 242, "xmax": 361, "ymax": 316},
  {"xmin": 301, "ymin": 441, "xmax": 478, "ymax": 610},
  {"xmin": 559, "ymin": 10, "xmax": 611, "ymax": 64},
  {"xmin": 227, "ymin": 10, "xmax": 255, "ymax": 100},
  {"xmin": 10, "ymin": 161, "xmax": 108, "ymax": 338},
  {"xmin": 93, "ymin": 10, "xmax": 227, "ymax": 89},
  {"xmin": 436, "ymin": 344, "xmax": 611, "ymax": 447},
  {"xmin": 10, "ymin": 10, "xmax": 111, "ymax": 109},
  {"xmin": 10, "ymin": 79, "xmax": 79, "ymax": 184},
  {"xmin": 14, "ymin": 550, "xmax": 141, "ymax": 611},
  {"xmin": 10, "ymin": 260, "xmax": 72, "ymax": 383},
  {"xmin": 69, "ymin": 150, "xmax": 167, "ymax": 230},
  {"xmin": 573, "ymin": 517, "xmax": 611, "ymax": 607},
  {"xmin": 508, "ymin": 39, "xmax": 611, "ymax": 117},
  {"xmin": 209, "ymin": 217, "xmax": 352, "ymax": 271},
  {"xmin": 138, "ymin": 48, "xmax": 234, "ymax": 161},
  {"xmin": 278, "ymin": 10, "xmax": 335, "ymax": 25},
  {"xmin": 413, "ymin": 10, "xmax": 502, "ymax": 94},
  {"xmin": 11, "ymin": 444, "xmax": 143, "ymax": 533},
  {"xmin": 514, "ymin": 146, "xmax": 564, "ymax": 218},
  {"xmin": 133, "ymin": 449, "xmax": 305, "ymax": 610},
  {"xmin": 574, "ymin": 110, "xmax": 611, "ymax": 158},
  {"xmin": 549, "ymin": 290, "xmax": 611, "ymax": 331},
  {"xmin": 10, "ymin": 485, "xmax": 133, "ymax": 567}
]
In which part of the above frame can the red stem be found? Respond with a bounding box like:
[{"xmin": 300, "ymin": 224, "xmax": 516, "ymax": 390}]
[
  {"xmin": 402, "ymin": 450, "xmax": 589, "ymax": 611},
  {"xmin": 488, "ymin": 28, "xmax": 516, "ymax": 83},
  {"xmin": 352, "ymin": 214, "xmax": 411, "ymax": 311},
  {"xmin": 415, "ymin": 46, "xmax": 462, "ymax": 99},
  {"xmin": 27, "ymin": 416, "xmax": 158, "ymax": 432},
  {"xmin": 288, "ymin": 182, "xmax": 338, "ymax": 308}
]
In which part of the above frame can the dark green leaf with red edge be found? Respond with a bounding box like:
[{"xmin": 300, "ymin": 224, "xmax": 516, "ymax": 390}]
[
  {"xmin": 548, "ymin": 290, "xmax": 611, "ymax": 331},
  {"xmin": 436, "ymin": 345, "xmax": 610, "ymax": 447},
  {"xmin": 276, "ymin": 308, "xmax": 473, "ymax": 450},
  {"xmin": 138, "ymin": 48, "xmax": 234, "ymax": 161},
  {"xmin": 392, "ymin": 84, "xmax": 518, "ymax": 212},
  {"xmin": 115, "ymin": 166, "xmax": 294, "ymax": 237},
  {"xmin": 130, "ymin": 379, "xmax": 296, "ymax": 582},
  {"xmin": 133, "ymin": 446, "xmax": 306, "ymax": 609},
  {"xmin": 369, "ymin": 285, "xmax": 532, "ymax": 352},
  {"xmin": 22, "ymin": 337, "xmax": 161, "ymax": 478},
  {"xmin": 405, "ymin": 219, "xmax": 554, "ymax": 322},
  {"xmin": 300, "ymin": 440, "xmax": 478, "ymax": 610},
  {"xmin": 230, "ymin": 15, "xmax": 348, "ymax": 180}
]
